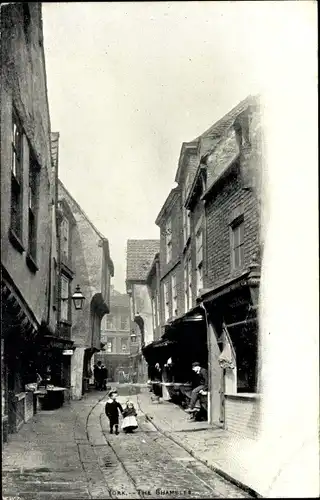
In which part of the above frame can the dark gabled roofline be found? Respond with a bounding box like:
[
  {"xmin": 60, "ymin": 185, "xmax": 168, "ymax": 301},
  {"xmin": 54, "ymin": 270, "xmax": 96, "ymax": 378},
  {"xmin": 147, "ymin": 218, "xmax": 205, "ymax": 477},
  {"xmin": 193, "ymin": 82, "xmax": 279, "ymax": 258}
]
[
  {"xmin": 58, "ymin": 179, "xmax": 114, "ymax": 274},
  {"xmin": 184, "ymin": 162, "xmax": 203, "ymax": 210},
  {"xmin": 184, "ymin": 95, "xmax": 260, "ymax": 209},
  {"xmin": 191, "ymin": 95, "xmax": 258, "ymax": 142},
  {"xmin": 174, "ymin": 141, "xmax": 199, "ymax": 184},
  {"xmin": 155, "ymin": 187, "xmax": 180, "ymax": 226},
  {"xmin": 146, "ymin": 252, "xmax": 160, "ymax": 283},
  {"xmin": 202, "ymin": 154, "xmax": 240, "ymax": 202},
  {"xmin": 58, "ymin": 179, "xmax": 105, "ymax": 240}
]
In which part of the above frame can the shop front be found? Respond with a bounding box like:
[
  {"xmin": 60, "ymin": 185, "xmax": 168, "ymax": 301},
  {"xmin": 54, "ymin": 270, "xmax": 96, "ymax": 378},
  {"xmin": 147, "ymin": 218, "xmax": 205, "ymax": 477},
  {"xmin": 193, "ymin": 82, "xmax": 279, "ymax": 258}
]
[
  {"xmin": 201, "ymin": 265, "xmax": 261, "ymax": 438},
  {"xmin": 1, "ymin": 280, "xmax": 39, "ymax": 440},
  {"xmin": 142, "ymin": 307, "xmax": 209, "ymax": 417}
]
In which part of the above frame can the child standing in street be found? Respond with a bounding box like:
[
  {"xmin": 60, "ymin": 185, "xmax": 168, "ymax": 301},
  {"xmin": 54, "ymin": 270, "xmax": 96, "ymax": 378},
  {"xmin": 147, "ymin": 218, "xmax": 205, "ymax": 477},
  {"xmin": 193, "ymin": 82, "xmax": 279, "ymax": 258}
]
[
  {"xmin": 121, "ymin": 400, "xmax": 138, "ymax": 433},
  {"xmin": 105, "ymin": 391, "xmax": 123, "ymax": 435}
]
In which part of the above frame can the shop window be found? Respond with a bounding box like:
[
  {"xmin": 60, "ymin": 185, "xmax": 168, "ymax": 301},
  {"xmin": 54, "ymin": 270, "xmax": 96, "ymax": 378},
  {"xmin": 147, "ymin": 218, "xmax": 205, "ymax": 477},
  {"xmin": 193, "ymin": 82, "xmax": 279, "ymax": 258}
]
[
  {"xmin": 165, "ymin": 219, "xmax": 172, "ymax": 263},
  {"xmin": 11, "ymin": 112, "xmax": 24, "ymax": 241},
  {"xmin": 171, "ymin": 274, "xmax": 178, "ymax": 317},
  {"xmin": 28, "ymin": 150, "xmax": 40, "ymax": 263},
  {"xmin": 228, "ymin": 322, "xmax": 258, "ymax": 393},
  {"xmin": 230, "ymin": 216, "xmax": 244, "ymax": 270},
  {"xmin": 60, "ymin": 274, "xmax": 70, "ymax": 322}
]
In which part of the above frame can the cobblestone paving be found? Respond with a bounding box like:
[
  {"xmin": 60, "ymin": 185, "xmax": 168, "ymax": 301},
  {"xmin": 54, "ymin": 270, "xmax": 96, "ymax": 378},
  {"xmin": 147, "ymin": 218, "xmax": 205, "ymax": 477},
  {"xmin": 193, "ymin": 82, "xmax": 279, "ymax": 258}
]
[
  {"xmin": 2, "ymin": 391, "xmax": 253, "ymax": 500},
  {"xmin": 97, "ymin": 405, "xmax": 252, "ymax": 499}
]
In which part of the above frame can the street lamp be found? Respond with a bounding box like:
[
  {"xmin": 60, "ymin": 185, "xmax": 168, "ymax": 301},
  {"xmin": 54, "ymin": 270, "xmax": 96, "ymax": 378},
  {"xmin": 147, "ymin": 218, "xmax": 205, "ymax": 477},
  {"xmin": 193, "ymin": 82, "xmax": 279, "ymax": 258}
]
[{"xmin": 71, "ymin": 284, "xmax": 85, "ymax": 311}]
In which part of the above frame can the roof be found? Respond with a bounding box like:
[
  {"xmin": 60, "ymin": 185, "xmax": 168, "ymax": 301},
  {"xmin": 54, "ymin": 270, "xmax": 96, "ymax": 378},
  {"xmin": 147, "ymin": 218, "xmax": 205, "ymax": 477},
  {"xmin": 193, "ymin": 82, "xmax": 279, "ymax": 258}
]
[
  {"xmin": 155, "ymin": 187, "xmax": 180, "ymax": 226},
  {"xmin": 185, "ymin": 95, "xmax": 260, "ymax": 208},
  {"xmin": 58, "ymin": 179, "xmax": 114, "ymax": 274},
  {"xmin": 191, "ymin": 95, "xmax": 258, "ymax": 142},
  {"xmin": 126, "ymin": 240, "xmax": 160, "ymax": 282},
  {"xmin": 110, "ymin": 292, "xmax": 130, "ymax": 309},
  {"xmin": 174, "ymin": 95, "xmax": 258, "ymax": 184},
  {"xmin": 58, "ymin": 179, "xmax": 105, "ymax": 240},
  {"xmin": 146, "ymin": 252, "xmax": 160, "ymax": 283}
]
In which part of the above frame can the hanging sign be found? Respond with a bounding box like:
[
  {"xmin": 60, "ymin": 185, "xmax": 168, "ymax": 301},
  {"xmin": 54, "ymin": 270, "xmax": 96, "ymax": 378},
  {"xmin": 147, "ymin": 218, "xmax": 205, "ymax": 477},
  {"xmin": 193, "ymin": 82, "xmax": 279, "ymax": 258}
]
[{"xmin": 62, "ymin": 350, "xmax": 73, "ymax": 356}]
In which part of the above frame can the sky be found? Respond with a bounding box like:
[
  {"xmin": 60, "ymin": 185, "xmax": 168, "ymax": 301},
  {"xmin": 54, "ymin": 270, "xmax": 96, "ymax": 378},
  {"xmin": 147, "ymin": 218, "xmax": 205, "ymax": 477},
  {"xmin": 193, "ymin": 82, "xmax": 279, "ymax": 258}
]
[{"xmin": 41, "ymin": 1, "xmax": 312, "ymax": 293}]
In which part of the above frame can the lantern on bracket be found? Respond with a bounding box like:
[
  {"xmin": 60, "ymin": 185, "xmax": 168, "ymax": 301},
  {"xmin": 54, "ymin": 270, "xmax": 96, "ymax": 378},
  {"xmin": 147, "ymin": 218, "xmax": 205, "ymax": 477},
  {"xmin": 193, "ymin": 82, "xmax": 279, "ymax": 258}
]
[{"xmin": 71, "ymin": 284, "xmax": 85, "ymax": 311}]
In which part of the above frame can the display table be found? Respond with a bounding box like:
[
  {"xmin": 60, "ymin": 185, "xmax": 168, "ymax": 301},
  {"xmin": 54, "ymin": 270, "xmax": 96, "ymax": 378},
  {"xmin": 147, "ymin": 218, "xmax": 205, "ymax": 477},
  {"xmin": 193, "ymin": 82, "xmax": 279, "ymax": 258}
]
[{"xmin": 36, "ymin": 386, "xmax": 67, "ymax": 410}]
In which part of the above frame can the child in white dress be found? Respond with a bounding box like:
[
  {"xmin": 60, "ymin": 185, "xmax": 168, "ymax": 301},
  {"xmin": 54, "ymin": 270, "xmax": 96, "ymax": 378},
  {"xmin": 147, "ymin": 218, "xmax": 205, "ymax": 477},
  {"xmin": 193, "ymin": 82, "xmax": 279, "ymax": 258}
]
[{"xmin": 121, "ymin": 401, "xmax": 138, "ymax": 433}]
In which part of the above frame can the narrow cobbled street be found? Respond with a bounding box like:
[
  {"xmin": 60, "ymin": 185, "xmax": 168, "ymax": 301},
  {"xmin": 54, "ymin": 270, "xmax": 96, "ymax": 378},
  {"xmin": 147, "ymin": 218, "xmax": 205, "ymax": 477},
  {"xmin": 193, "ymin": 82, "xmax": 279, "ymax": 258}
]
[{"xmin": 3, "ymin": 390, "xmax": 251, "ymax": 499}]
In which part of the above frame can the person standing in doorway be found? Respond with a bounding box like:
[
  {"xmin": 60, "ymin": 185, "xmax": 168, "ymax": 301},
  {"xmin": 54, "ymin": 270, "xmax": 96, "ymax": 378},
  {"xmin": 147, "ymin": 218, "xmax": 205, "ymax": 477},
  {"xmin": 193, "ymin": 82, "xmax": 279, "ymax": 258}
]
[
  {"xmin": 101, "ymin": 364, "xmax": 108, "ymax": 390},
  {"xmin": 152, "ymin": 363, "xmax": 163, "ymax": 402},
  {"xmin": 185, "ymin": 361, "xmax": 208, "ymax": 413},
  {"xmin": 94, "ymin": 361, "xmax": 103, "ymax": 390}
]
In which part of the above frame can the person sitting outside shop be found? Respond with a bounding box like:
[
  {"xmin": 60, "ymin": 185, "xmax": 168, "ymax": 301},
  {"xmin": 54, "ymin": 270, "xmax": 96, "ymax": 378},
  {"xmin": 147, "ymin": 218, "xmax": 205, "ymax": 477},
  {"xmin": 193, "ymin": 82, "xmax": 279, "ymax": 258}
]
[{"xmin": 185, "ymin": 361, "xmax": 208, "ymax": 413}]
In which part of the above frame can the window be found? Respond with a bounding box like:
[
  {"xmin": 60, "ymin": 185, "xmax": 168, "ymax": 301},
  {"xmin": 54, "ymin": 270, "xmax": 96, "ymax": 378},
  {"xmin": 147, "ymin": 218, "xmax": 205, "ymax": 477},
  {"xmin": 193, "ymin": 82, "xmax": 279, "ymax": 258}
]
[
  {"xmin": 11, "ymin": 113, "xmax": 23, "ymax": 239},
  {"xmin": 60, "ymin": 275, "xmax": 70, "ymax": 322},
  {"xmin": 182, "ymin": 174, "xmax": 192, "ymax": 246},
  {"xmin": 130, "ymin": 334, "xmax": 137, "ymax": 344},
  {"xmin": 171, "ymin": 274, "xmax": 178, "ymax": 317},
  {"xmin": 60, "ymin": 217, "xmax": 70, "ymax": 262},
  {"xmin": 184, "ymin": 253, "xmax": 192, "ymax": 312},
  {"xmin": 151, "ymin": 296, "xmax": 156, "ymax": 330},
  {"xmin": 155, "ymin": 289, "xmax": 160, "ymax": 326},
  {"xmin": 121, "ymin": 339, "xmax": 128, "ymax": 352},
  {"xmin": 106, "ymin": 314, "xmax": 115, "ymax": 330},
  {"xmin": 195, "ymin": 220, "xmax": 204, "ymax": 294},
  {"xmin": 165, "ymin": 219, "xmax": 172, "ymax": 263},
  {"xmin": 163, "ymin": 281, "xmax": 170, "ymax": 321},
  {"xmin": 228, "ymin": 322, "xmax": 258, "ymax": 393},
  {"xmin": 120, "ymin": 315, "xmax": 129, "ymax": 330},
  {"xmin": 28, "ymin": 151, "xmax": 40, "ymax": 261},
  {"xmin": 106, "ymin": 340, "xmax": 113, "ymax": 353},
  {"xmin": 183, "ymin": 209, "xmax": 191, "ymax": 245},
  {"xmin": 231, "ymin": 218, "xmax": 244, "ymax": 270}
]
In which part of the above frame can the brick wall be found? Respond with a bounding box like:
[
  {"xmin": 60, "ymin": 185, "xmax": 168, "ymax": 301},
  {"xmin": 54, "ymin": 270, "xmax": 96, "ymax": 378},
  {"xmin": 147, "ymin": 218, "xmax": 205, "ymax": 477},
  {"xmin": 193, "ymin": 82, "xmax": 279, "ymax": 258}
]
[
  {"xmin": 205, "ymin": 166, "xmax": 260, "ymax": 289},
  {"xmin": 224, "ymin": 395, "xmax": 261, "ymax": 440}
]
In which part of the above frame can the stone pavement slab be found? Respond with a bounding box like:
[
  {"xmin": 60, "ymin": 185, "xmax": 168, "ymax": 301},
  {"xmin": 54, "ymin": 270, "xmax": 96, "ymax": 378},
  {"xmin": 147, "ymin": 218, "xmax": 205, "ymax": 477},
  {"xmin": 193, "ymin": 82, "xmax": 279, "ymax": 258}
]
[
  {"xmin": 2, "ymin": 391, "xmax": 108, "ymax": 500},
  {"xmin": 137, "ymin": 389, "xmax": 261, "ymax": 497}
]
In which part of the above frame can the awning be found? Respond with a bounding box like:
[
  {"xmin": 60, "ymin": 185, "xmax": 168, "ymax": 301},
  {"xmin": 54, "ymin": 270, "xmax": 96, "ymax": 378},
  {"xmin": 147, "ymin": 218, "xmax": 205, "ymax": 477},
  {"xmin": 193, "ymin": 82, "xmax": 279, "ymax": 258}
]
[
  {"xmin": 38, "ymin": 335, "xmax": 74, "ymax": 351},
  {"xmin": 163, "ymin": 305, "xmax": 206, "ymax": 341},
  {"xmin": 142, "ymin": 338, "xmax": 177, "ymax": 364}
]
